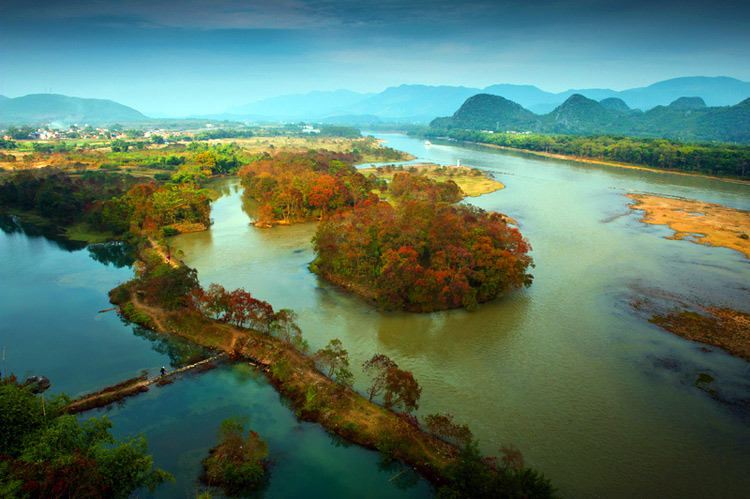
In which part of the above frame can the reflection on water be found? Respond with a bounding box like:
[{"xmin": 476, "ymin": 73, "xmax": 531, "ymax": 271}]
[
  {"xmin": 87, "ymin": 240, "xmax": 136, "ymax": 268},
  {"xmin": 0, "ymin": 213, "xmax": 430, "ymax": 498},
  {"xmin": 173, "ymin": 134, "xmax": 750, "ymax": 497},
  {"xmin": 0, "ymin": 213, "xmax": 86, "ymax": 251}
]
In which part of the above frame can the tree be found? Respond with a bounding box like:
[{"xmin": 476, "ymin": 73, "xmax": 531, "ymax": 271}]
[
  {"xmin": 0, "ymin": 377, "xmax": 172, "ymax": 497},
  {"xmin": 202, "ymin": 416, "xmax": 268, "ymax": 496},
  {"xmin": 383, "ymin": 365, "xmax": 422, "ymax": 413},
  {"xmin": 362, "ymin": 353, "xmax": 422, "ymax": 412},
  {"xmin": 314, "ymin": 338, "xmax": 354, "ymax": 387},
  {"xmin": 271, "ymin": 309, "xmax": 307, "ymax": 351},
  {"xmin": 423, "ymin": 413, "xmax": 473, "ymax": 447},
  {"xmin": 362, "ymin": 353, "xmax": 397, "ymax": 402},
  {"xmin": 111, "ymin": 138, "xmax": 128, "ymax": 152}
]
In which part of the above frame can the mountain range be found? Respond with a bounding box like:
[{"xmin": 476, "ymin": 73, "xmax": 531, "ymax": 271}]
[
  {"xmin": 220, "ymin": 76, "xmax": 750, "ymax": 122},
  {"xmin": 430, "ymin": 93, "xmax": 750, "ymax": 143},
  {"xmin": 1, "ymin": 77, "xmax": 748, "ymax": 134}
]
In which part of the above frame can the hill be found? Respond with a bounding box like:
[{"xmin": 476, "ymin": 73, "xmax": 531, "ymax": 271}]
[
  {"xmin": 431, "ymin": 93, "xmax": 750, "ymax": 143},
  {"xmin": 430, "ymin": 94, "xmax": 540, "ymax": 132},
  {"xmin": 0, "ymin": 94, "xmax": 149, "ymax": 125}
]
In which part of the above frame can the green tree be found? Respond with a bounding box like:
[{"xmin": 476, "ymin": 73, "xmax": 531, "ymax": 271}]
[
  {"xmin": 0, "ymin": 377, "xmax": 172, "ymax": 497},
  {"xmin": 111, "ymin": 138, "xmax": 129, "ymax": 152},
  {"xmin": 202, "ymin": 416, "xmax": 268, "ymax": 497},
  {"xmin": 314, "ymin": 338, "xmax": 354, "ymax": 387}
]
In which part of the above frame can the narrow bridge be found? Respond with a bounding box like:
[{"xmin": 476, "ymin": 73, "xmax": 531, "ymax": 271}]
[{"xmin": 63, "ymin": 353, "xmax": 228, "ymax": 414}]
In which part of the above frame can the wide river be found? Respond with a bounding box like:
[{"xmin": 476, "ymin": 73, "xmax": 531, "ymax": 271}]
[
  {"xmin": 173, "ymin": 133, "xmax": 750, "ymax": 497},
  {"xmin": 1, "ymin": 133, "xmax": 748, "ymax": 497}
]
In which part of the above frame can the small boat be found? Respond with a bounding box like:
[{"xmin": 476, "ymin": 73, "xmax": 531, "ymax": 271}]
[{"xmin": 425, "ymin": 140, "xmax": 432, "ymax": 146}]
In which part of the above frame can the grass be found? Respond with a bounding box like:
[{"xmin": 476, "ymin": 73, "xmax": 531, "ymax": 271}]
[
  {"xmin": 64, "ymin": 222, "xmax": 115, "ymax": 243},
  {"xmin": 361, "ymin": 163, "xmax": 504, "ymax": 198}
]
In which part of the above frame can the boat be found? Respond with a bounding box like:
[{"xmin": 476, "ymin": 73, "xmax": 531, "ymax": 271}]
[{"xmin": 425, "ymin": 140, "xmax": 432, "ymax": 146}]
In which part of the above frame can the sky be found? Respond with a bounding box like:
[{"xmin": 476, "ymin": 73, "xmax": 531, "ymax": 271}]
[{"xmin": 1, "ymin": 0, "xmax": 749, "ymax": 116}]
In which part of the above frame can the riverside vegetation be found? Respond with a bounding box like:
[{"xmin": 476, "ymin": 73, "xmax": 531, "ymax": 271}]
[
  {"xmin": 417, "ymin": 129, "xmax": 750, "ymax": 180},
  {"xmin": 0, "ymin": 131, "xmax": 554, "ymax": 496},
  {"xmin": 0, "ymin": 375, "xmax": 172, "ymax": 497}
]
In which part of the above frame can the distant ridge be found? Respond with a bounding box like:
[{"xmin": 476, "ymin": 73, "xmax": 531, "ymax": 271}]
[
  {"xmin": 431, "ymin": 93, "xmax": 750, "ymax": 143},
  {"xmin": 599, "ymin": 98, "xmax": 630, "ymax": 112},
  {"xmin": 220, "ymin": 76, "xmax": 750, "ymax": 122},
  {"xmin": 0, "ymin": 94, "xmax": 149, "ymax": 125}
]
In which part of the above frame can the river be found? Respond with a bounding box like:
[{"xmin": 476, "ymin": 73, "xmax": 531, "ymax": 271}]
[
  {"xmin": 170, "ymin": 133, "xmax": 750, "ymax": 498},
  {"xmin": 2, "ymin": 133, "xmax": 749, "ymax": 497}
]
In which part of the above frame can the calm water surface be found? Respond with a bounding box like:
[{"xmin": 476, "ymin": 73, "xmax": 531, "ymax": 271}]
[
  {"xmin": 0, "ymin": 217, "xmax": 430, "ymax": 498},
  {"xmin": 170, "ymin": 133, "xmax": 750, "ymax": 498}
]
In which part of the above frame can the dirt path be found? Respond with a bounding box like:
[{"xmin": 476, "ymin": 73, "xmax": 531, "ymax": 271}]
[
  {"xmin": 148, "ymin": 237, "xmax": 179, "ymax": 268},
  {"xmin": 117, "ymin": 290, "xmax": 459, "ymax": 483}
]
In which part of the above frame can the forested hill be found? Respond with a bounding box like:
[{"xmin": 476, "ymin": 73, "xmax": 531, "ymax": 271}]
[
  {"xmin": 431, "ymin": 94, "xmax": 750, "ymax": 143},
  {"xmin": 0, "ymin": 94, "xmax": 150, "ymax": 125}
]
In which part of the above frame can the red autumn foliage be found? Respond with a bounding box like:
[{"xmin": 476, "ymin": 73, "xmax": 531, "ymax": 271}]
[{"xmin": 312, "ymin": 187, "xmax": 533, "ymax": 312}]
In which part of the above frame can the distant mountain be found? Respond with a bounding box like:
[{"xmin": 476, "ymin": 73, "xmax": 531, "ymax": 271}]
[
  {"xmin": 667, "ymin": 96, "xmax": 706, "ymax": 110},
  {"xmin": 338, "ymin": 84, "xmax": 481, "ymax": 121},
  {"xmin": 0, "ymin": 94, "xmax": 149, "ymax": 124},
  {"xmin": 615, "ymin": 77, "xmax": 750, "ymax": 109},
  {"xmin": 599, "ymin": 98, "xmax": 630, "ymax": 112},
  {"xmin": 431, "ymin": 93, "xmax": 750, "ymax": 143},
  {"xmin": 223, "ymin": 76, "xmax": 749, "ymax": 123},
  {"xmin": 319, "ymin": 114, "xmax": 383, "ymax": 124},
  {"xmin": 227, "ymin": 89, "xmax": 371, "ymax": 121}
]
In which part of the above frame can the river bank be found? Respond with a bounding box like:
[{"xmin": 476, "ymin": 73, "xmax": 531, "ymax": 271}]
[
  {"xmin": 454, "ymin": 139, "xmax": 750, "ymax": 185},
  {"xmin": 111, "ymin": 276, "xmax": 460, "ymax": 485}
]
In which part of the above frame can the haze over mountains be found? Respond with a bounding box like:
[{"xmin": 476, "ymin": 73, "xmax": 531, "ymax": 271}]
[
  {"xmin": 1, "ymin": 77, "xmax": 749, "ymax": 139},
  {"xmin": 222, "ymin": 76, "xmax": 750, "ymax": 122},
  {"xmin": 0, "ymin": 94, "xmax": 148, "ymax": 125}
]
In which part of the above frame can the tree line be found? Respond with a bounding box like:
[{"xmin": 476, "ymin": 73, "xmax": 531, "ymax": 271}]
[
  {"xmin": 421, "ymin": 129, "xmax": 750, "ymax": 179},
  {"xmin": 0, "ymin": 169, "xmax": 211, "ymax": 238},
  {"xmin": 0, "ymin": 375, "xmax": 172, "ymax": 497}
]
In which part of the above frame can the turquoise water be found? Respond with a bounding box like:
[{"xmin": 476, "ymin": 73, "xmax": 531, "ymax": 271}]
[
  {"xmin": 0, "ymin": 215, "xmax": 430, "ymax": 498},
  {"xmin": 171, "ymin": 134, "xmax": 750, "ymax": 498}
]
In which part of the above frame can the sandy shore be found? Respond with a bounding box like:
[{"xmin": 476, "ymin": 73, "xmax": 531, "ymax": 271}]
[{"xmin": 626, "ymin": 193, "xmax": 750, "ymax": 259}]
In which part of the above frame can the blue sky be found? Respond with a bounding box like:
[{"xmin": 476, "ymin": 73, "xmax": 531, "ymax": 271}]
[{"xmin": 1, "ymin": 0, "xmax": 748, "ymax": 115}]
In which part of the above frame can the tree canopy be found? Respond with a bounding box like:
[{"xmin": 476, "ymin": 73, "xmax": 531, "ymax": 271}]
[
  {"xmin": 312, "ymin": 186, "xmax": 533, "ymax": 312},
  {"xmin": 0, "ymin": 375, "xmax": 172, "ymax": 498}
]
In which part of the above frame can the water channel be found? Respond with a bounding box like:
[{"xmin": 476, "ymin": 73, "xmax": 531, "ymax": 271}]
[
  {"xmin": 0, "ymin": 219, "xmax": 429, "ymax": 496},
  {"xmin": 171, "ymin": 133, "xmax": 750, "ymax": 498},
  {"xmin": 2, "ymin": 133, "xmax": 749, "ymax": 497}
]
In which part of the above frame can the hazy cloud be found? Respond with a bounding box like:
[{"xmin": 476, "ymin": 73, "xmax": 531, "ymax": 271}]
[{"xmin": 1, "ymin": 0, "xmax": 748, "ymax": 114}]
